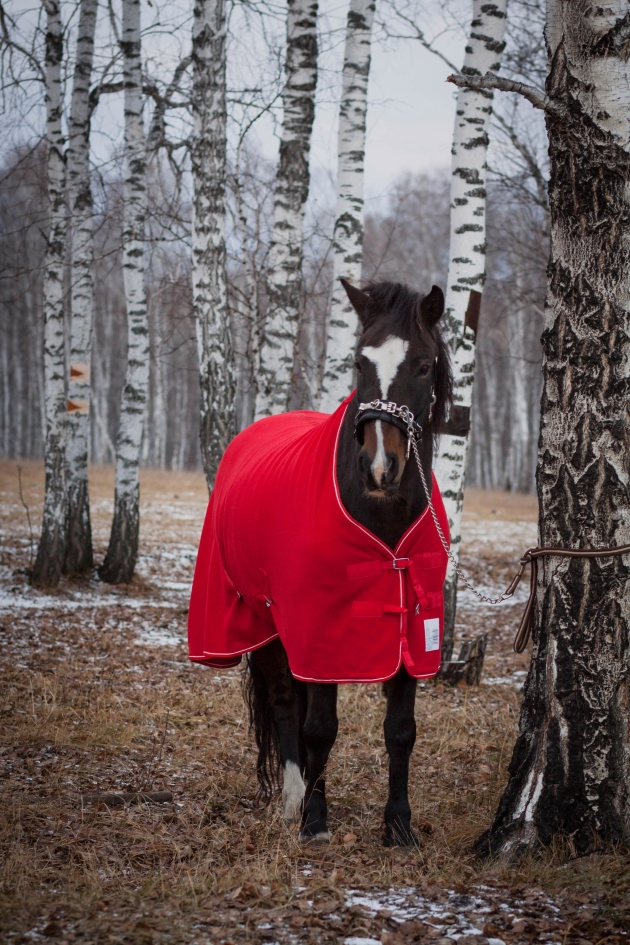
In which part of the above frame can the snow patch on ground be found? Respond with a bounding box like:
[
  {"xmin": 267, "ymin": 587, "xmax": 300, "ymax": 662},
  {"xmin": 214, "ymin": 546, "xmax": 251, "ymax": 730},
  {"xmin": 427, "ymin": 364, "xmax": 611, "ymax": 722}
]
[
  {"xmin": 485, "ymin": 669, "xmax": 528, "ymax": 687},
  {"xmin": 0, "ymin": 589, "xmax": 182, "ymax": 612},
  {"xmin": 141, "ymin": 625, "xmax": 186, "ymax": 647},
  {"xmin": 461, "ymin": 519, "xmax": 538, "ymax": 553},
  {"xmin": 344, "ymin": 885, "xmax": 561, "ymax": 944}
]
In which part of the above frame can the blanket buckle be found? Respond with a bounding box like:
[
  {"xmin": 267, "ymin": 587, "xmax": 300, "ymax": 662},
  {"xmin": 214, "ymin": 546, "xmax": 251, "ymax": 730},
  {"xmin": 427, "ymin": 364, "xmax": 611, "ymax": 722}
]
[{"xmin": 392, "ymin": 557, "xmax": 410, "ymax": 570}]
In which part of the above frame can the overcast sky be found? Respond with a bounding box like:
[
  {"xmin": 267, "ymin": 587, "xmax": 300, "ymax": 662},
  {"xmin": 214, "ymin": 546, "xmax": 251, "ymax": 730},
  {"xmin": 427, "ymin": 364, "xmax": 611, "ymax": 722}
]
[
  {"xmin": 3, "ymin": 0, "xmax": 466, "ymax": 207},
  {"xmin": 230, "ymin": 0, "xmax": 467, "ymax": 208}
]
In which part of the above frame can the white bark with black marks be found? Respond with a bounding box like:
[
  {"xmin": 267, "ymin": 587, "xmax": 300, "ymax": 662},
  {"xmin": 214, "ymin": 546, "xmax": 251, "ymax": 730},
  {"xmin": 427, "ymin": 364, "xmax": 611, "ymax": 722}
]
[
  {"xmin": 319, "ymin": 0, "xmax": 375, "ymax": 412},
  {"xmin": 255, "ymin": 0, "xmax": 319, "ymax": 419},
  {"xmin": 64, "ymin": 0, "xmax": 98, "ymax": 576},
  {"xmin": 478, "ymin": 1, "xmax": 630, "ymax": 858},
  {"xmin": 99, "ymin": 0, "xmax": 149, "ymax": 584},
  {"xmin": 32, "ymin": 0, "xmax": 67, "ymax": 589},
  {"xmin": 433, "ymin": 0, "xmax": 507, "ymax": 660},
  {"xmin": 191, "ymin": 0, "xmax": 234, "ymax": 487}
]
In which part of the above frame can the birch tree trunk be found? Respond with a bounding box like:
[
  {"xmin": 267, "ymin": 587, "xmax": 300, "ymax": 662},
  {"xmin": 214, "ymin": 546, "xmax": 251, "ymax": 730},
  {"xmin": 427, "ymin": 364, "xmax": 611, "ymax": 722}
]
[
  {"xmin": 64, "ymin": 0, "xmax": 97, "ymax": 576},
  {"xmin": 505, "ymin": 276, "xmax": 530, "ymax": 492},
  {"xmin": 433, "ymin": 0, "xmax": 507, "ymax": 660},
  {"xmin": 254, "ymin": 0, "xmax": 318, "ymax": 419},
  {"xmin": 99, "ymin": 0, "xmax": 149, "ymax": 584},
  {"xmin": 31, "ymin": 0, "xmax": 67, "ymax": 589},
  {"xmin": 477, "ymin": 2, "xmax": 630, "ymax": 858},
  {"xmin": 319, "ymin": 0, "xmax": 375, "ymax": 413},
  {"xmin": 191, "ymin": 0, "xmax": 234, "ymax": 488}
]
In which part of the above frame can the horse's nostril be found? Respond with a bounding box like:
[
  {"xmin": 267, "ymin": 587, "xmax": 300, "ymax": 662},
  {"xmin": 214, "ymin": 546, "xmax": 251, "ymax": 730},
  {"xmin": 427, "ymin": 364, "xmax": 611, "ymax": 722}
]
[{"xmin": 384, "ymin": 453, "xmax": 399, "ymax": 484}]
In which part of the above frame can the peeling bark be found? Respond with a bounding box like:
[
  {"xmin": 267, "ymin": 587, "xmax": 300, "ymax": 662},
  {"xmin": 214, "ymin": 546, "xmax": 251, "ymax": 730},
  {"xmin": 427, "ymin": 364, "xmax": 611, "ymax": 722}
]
[
  {"xmin": 255, "ymin": 0, "xmax": 319, "ymax": 419},
  {"xmin": 99, "ymin": 0, "xmax": 149, "ymax": 584},
  {"xmin": 319, "ymin": 0, "xmax": 375, "ymax": 412},
  {"xmin": 31, "ymin": 0, "xmax": 67, "ymax": 589},
  {"xmin": 478, "ymin": 1, "xmax": 630, "ymax": 858},
  {"xmin": 433, "ymin": 0, "xmax": 507, "ymax": 661},
  {"xmin": 64, "ymin": 0, "xmax": 98, "ymax": 576},
  {"xmin": 191, "ymin": 0, "xmax": 235, "ymax": 487}
]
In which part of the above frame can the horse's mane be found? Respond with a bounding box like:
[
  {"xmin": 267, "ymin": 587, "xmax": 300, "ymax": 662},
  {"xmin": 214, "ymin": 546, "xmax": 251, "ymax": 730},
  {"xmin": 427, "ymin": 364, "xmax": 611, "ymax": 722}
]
[{"xmin": 357, "ymin": 280, "xmax": 453, "ymax": 437}]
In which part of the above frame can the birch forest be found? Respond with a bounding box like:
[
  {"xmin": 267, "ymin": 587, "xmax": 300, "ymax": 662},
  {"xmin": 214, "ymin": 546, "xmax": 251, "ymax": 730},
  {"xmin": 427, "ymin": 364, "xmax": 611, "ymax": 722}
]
[
  {"xmin": 0, "ymin": 0, "xmax": 548, "ymax": 585},
  {"xmin": 6, "ymin": 0, "xmax": 630, "ymax": 917}
]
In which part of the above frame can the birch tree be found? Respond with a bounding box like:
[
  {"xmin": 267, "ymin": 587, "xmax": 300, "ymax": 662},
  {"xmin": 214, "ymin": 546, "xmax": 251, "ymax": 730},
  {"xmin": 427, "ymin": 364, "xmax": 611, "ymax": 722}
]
[
  {"xmin": 64, "ymin": 0, "xmax": 98, "ymax": 576},
  {"xmin": 451, "ymin": 0, "xmax": 630, "ymax": 859},
  {"xmin": 254, "ymin": 0, "xmax": 319, "ymax": 419},
  {"xmin": 432, "ymin": 0, "xmax": 507, "ymax": 660},
  {"xmin": 31, "ymin": 0, "xmax": 67, "ymax": 589},
  {"xmin": 191, "ymin": 0, "xmax": 234, "ymax": 488},
  {"xmin": 99, "ymin": 0, "xmax": 149, "ymax": 584},
  {"xmin": 319, "ymin": 0, "xmax": 375, "ymax": 412}
]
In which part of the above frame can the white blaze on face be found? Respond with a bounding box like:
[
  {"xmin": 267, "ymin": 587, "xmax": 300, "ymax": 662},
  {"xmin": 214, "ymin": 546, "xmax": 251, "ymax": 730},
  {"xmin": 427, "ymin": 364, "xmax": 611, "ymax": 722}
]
[{"xmin": 362, "ymin": 335, "xmax": 409, "ymax": 486}]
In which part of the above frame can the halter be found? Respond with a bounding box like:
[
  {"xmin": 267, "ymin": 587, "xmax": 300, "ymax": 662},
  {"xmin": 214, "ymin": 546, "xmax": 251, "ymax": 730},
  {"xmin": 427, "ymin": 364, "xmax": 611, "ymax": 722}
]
[{"xmin": 353, "ymin": 392, "xmax": 436, "ymax": 459}]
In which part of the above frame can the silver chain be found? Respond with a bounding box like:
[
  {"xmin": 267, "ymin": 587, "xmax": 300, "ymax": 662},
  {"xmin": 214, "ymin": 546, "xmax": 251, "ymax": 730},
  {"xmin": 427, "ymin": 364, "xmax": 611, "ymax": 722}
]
[{"xmin": 409, "ymin": 431, "xmax": 516, "ymax": 607}]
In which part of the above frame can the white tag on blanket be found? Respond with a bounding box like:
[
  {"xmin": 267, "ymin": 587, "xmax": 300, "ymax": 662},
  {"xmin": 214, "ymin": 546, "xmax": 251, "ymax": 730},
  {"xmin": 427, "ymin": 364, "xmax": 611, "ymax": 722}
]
[{"xmin": 424, "ymin": 618, "xmax": 440, "ymax": 652}]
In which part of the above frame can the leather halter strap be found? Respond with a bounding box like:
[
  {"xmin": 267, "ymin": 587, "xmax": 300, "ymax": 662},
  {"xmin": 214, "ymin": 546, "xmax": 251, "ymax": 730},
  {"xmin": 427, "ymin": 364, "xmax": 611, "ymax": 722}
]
[
  {"xmin": 354, "ymin": 399, "xmax": 425, "ymax": 446},
  {"xmin": 512, "ymin": 544, "xmax": 630, "ymax": 653}
]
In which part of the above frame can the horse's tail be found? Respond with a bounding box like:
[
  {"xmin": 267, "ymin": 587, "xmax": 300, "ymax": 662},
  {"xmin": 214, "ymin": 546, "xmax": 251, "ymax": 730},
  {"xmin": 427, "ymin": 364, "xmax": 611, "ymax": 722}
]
[{"xmin": 244, "ymin": 654, "xmax": 281, "ymax": 805}]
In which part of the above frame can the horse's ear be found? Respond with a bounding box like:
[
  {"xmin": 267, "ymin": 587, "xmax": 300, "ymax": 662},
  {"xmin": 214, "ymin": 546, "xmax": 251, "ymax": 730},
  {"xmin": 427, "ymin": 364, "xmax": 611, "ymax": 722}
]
[
  {"xmin": 340, "ymin": 278, "xmax": 370, "ymax": 323},
  {"xmin": 419, "ymin": 285, "xmax": 444, "ymax": 326}
]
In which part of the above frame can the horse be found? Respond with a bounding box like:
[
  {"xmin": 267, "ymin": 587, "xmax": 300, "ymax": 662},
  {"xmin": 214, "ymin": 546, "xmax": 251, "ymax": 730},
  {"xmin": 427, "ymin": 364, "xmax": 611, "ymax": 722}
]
[{"xmin": 188, "ymin": 279, "xmax": 452, "ymax": 846}]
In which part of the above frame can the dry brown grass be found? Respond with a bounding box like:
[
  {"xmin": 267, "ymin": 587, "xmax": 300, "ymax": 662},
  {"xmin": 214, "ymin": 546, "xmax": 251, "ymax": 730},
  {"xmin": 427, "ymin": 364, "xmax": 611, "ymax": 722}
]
[{"xmin": 0, "ymin": 461, "xmax": 628, "ymax": 944}]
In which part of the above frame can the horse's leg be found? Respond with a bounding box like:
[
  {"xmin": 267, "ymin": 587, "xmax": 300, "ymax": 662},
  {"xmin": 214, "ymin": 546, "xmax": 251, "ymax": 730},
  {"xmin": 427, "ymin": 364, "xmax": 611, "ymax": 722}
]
[
  {"xmin": 249, "ymin": 638, "xmax": 305, "ymax": 821},
  {"xmin": 383, "ymin": 666, "xmax": 418, "ymax": 846},
  {"xmin": 300, "ymin": 683, "xmax": 338, "ymax": 842}
]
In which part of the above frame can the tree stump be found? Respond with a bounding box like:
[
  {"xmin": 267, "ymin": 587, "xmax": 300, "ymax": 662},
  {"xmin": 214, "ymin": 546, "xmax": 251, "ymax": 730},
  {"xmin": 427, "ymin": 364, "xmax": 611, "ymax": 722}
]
[{"xmin": 440, "ymin": 632, "xmax": 488, "ymax": 686}]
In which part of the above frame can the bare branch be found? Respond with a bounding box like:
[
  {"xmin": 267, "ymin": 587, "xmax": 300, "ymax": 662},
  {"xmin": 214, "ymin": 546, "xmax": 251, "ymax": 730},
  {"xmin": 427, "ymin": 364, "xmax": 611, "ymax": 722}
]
[
  {"xmin": 89, "ymin": 79, "xmax": 123, "ymax": 114},
  {"xmin": 382, "ymin": 2, "xmax": 459, "ymax": 73},
  {"xmin": 0, "ymin": 0, "xmax": 46, "ymax": 82},
  {"xmin": 447, "ymin": 71, "xmax": 565, "ymax": 119},
  {"xmin": 491, "ymin": 110, "xmax": 548, "ymax": 210}
]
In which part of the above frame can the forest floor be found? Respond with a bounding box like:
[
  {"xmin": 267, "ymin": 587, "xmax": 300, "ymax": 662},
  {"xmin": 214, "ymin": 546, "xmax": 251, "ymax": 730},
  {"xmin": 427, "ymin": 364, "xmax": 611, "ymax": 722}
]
[{"xmin": 1, "ymin": 460, "xmax": 629, "ymax": 944}]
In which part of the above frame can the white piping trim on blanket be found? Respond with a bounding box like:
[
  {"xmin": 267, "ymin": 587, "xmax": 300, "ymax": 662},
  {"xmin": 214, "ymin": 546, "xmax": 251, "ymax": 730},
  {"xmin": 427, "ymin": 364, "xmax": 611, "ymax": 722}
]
[
  {"xmin": 290, "ymin": 656, "xmax": 440, "ymax": 685},
  {"xmin": 331, "ymin": 402, "xmax": 436, "ymax": 678},
  {"xmin": 189, "ymin": 403, "xmax": 443, "ymax": 684},
  {"xmin": 331, "ymin": 402, "xmax": 433, "ymax": 555},
  {"xmin": 188, "ymin": 631, "xmax": 280, "ymax": 663}
]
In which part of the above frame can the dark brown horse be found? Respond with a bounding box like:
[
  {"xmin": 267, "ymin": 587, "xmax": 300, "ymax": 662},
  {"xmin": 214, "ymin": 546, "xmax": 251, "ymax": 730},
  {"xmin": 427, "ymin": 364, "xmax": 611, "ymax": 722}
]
[{"xmin": 246, "ymin": 279, "xmax": 452, "ymax": 846}]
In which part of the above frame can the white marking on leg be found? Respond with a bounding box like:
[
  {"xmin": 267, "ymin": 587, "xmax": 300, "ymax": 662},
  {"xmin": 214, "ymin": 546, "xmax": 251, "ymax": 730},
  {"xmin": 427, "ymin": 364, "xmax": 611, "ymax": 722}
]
[
  {"xmin": 299, "ymin": 830, "xmax": 331, "ymax": 844},
  {"xmin": 282, "ymin": 760, "xmax": 305, "ymax": 821},
  {"xmin": 362, "ymin": 335, "xmax": 409, "ymax": 397},
  {"xmin": 372, "ymin": 420, "xmax": 387, "ymax": 485}
]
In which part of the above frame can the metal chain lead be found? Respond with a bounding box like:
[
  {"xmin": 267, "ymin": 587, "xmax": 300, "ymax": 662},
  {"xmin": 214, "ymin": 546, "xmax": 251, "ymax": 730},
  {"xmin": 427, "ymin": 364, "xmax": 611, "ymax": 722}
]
[
  {"xmin": 410, "ymin": 430, "xmax": 516, "ymax": 606},
  {"xmin": 353, "ymin": 397, "xmax": 518, "ymax": 607}
]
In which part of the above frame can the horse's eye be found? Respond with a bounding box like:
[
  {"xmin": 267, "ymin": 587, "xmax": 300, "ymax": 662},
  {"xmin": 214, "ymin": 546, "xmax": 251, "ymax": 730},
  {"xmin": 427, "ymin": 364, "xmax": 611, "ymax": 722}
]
[
  {"xmin": 417, "ymin": 363, "xmax": 431, "ymax": 377},
  {"xmin": 354, "ymin": 360, "xmax": 362, "ymax": 374}
]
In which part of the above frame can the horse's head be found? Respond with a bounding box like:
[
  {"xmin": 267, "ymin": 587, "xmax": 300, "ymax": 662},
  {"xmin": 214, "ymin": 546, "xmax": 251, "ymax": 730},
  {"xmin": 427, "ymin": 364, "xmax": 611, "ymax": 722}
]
[{"xmin": 343, "ymin": 279, "xmax": 452, "ymax": 499}]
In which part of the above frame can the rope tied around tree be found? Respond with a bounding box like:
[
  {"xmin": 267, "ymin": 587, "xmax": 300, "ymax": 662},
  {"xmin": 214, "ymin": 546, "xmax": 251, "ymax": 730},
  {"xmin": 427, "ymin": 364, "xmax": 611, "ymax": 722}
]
[{"xmin": 508, "ymin": 545, "xmax": 630, "ymax": 653}]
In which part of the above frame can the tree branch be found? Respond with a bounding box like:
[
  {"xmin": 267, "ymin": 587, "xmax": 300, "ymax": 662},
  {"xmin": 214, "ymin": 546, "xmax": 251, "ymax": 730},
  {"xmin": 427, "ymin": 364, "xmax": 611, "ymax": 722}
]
[
  {"xmin": 0, "ymin": 0, "xmax": 45, "ymax": 82},
  {"xmin": 491, "ymin": 110, "xmax": 548, "ymax": 210},
  {"xmin": 447, "ymin": 71, "xmax": 565, "ymax": 119},
  {"xmin": 382, "ymin": 2, "xmax": 459, "ymax": 74}
]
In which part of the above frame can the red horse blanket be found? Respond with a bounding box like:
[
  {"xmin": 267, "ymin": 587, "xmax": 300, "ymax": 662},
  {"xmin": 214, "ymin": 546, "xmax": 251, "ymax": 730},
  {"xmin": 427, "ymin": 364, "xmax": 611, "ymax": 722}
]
[{"xmin": 188, "ymin": 395, "xmax": 450, "ymax": 683}]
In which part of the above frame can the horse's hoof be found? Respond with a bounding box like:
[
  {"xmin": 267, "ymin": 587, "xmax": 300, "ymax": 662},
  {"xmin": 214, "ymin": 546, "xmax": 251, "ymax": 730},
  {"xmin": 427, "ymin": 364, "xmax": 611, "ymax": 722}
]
[
  {"xmin": 383, "ymin": 825, "xmax": 420, "ymax": 848},
  {"xmin": 299, "ymin": 830, "xmax": 331, "ymax": 844}
]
